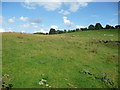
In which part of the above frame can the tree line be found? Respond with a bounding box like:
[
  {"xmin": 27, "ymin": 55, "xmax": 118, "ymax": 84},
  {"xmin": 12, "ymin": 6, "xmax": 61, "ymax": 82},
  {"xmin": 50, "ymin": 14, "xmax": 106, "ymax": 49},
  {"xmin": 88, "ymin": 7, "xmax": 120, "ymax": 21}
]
[{"xmin": 33, "ymin": 23, "xmax": 120, "ymax": 35}]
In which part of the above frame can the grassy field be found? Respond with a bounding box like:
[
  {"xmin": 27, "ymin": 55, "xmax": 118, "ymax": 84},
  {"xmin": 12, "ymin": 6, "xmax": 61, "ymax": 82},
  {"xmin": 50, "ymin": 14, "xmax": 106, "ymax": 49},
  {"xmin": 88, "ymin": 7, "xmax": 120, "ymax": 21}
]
[{"xmin": 2, "ymin": 29, "xmax": 119, "ymax": 88}]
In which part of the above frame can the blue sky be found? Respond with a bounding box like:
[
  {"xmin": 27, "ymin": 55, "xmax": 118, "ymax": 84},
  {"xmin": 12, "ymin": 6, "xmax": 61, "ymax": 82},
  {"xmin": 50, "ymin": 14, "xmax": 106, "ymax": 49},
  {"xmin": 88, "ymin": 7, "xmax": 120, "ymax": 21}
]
[{"xmin": 1, "ymin": 1, "xmax": 118, "ymax": 33}]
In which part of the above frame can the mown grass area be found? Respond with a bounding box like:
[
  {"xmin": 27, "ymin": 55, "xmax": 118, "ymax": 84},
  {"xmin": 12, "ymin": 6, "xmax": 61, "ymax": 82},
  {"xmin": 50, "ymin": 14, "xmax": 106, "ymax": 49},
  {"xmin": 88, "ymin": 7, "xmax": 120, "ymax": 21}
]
[{"xmin": 2, "ymin": 29, "xmax": 119, "ymax": 88}]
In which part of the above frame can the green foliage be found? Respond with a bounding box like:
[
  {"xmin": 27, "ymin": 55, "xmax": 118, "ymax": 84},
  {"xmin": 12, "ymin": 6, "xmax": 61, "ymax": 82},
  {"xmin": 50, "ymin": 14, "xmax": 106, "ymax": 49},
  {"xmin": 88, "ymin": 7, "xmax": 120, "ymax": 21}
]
[
  {"xmin": 68, "ymin": 30, "xmax": 72, "ymax": 33},
  {"xmin": 76, "ymin": 28, "xmax": 80, "ymax": 32},
  {"xmin": 95, "ymin": 23, "xmax": 103, "ymax": 30},
  {"xmin": 64, "ymin": 29, "xmax": 67, "ymax": 33},
  {"xmin": 111, "ymin": 26, "xmax": 115, "ymax": 29},
  {"xmin": 105, "ymin": 25, "xmax": 112, "ymax": 29},
  {"xmin": 115, "ymin": 25, "xmax": 120, "ymax": 29},
  {"xmin": 81, "ymin": 28, "xmax": 88, "ymax": 31},
  {"xmin": 57, "ymin": 30, "xmax": 64, "ymax": 34},
  {"xmin": 46, "ymin": 23, "xmax": 119, "ymax": 35},
  {"xmin": 88, "ymin": 24, "xmax": 95, "ymax": 30},
  {"xmin": 2, "ymin": 74, "xmax": 13, "ymax": 89},
  {"xmin": 33, "ymin": 32, "xmax": 47, "ymax": 35},
  {"xmin": 49, "ymin": 28, "xmax": 56, "ymax": 34}
]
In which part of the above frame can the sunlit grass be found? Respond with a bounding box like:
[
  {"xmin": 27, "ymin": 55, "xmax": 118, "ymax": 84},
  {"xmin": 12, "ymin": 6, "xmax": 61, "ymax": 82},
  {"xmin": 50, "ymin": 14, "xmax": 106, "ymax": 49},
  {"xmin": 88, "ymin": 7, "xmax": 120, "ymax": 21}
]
[{"xmin": 2, "ymin": 29, "xmax": 119, "ymax": 88}]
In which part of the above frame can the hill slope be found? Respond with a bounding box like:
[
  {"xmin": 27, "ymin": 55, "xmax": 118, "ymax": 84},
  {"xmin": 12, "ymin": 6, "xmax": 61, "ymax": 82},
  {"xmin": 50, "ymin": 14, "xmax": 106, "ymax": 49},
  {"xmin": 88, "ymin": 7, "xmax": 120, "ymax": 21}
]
[{"xmin": 2, "ymin": 29, "xmax": 119, "ymax": 88}]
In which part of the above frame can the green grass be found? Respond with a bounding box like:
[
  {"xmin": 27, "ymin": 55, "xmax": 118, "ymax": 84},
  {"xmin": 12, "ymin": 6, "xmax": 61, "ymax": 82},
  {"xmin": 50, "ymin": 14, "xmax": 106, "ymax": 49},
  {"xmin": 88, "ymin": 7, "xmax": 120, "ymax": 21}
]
[{"xmin": 2, "ymin": 29, "xmax": 119, "ymax": 88}]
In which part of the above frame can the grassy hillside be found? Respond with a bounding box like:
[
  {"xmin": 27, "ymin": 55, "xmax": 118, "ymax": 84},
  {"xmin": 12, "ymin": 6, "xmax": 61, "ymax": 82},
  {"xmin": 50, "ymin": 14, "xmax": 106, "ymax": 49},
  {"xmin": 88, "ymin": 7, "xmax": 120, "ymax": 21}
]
[{"xmin": 2, "ymin": 29, "xmax": 119, "ymax": 88}]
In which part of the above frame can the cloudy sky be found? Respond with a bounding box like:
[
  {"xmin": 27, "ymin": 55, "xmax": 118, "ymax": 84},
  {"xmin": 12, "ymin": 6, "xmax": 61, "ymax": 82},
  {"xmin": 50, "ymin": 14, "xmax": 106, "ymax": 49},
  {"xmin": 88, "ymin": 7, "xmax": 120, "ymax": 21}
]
[{"xmin": 1, "ymin": 1, "xmax": 119, "ymax": 33}]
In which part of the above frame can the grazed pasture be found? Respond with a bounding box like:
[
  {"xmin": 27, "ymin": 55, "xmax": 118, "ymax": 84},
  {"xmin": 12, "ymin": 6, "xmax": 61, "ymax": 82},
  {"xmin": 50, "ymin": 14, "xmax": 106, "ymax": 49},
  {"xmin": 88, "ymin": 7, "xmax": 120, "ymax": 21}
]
[{"xmin": 2, "ymin": 29, "xmax": 119, "ymax": 88}]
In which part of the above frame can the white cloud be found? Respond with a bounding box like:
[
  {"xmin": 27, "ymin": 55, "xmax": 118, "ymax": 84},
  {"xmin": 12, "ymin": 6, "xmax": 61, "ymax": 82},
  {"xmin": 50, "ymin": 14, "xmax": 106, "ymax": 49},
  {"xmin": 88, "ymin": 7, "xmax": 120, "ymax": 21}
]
[
  {"xmin": 19, "ymin": 16, "xmax": 28, "ymax": 21},
  {"xmin": 63, "ymin": 16, "xmax": 73, "ymax": 27},
  {"xmin": 59, "ymin": 2, "xmax": 88, "ymax": 14},
  {"xmin": 63, "ymin": 16, "xmax": 86, "ymax": 29},
  {"xmin": 22, "ymin": 1, "xmax": 36, "ymax": 10},
  {"xmin": 21, "ymin": 30, "xmax": 25, "ymax": 33},
  {"xmin": 38, "ymin": 2, "xmax": 62, "ymax": 11},
  {"xmin": 20, "ymin": 23, "xmax": 30, "ymax": 28},
  {"xmin": 28, "ymin": 18, "xmax": 41, "ymax": 24},
  {"xmin": 19, "ymin": 17, "xmax": 41, "ymax": 24},
  {"xmin": 33, "ymin": 30, "xmax": 40, "ymax": 33},
  {"xmin": 22, "ymin": 1, "xmax": 90, "ymax": 14},
  {"xmin": 59, "ymin": 10, "xmax": 70, "ymax": 15},
  {"xmin": 0, "ymin": 28, "xmax": 4, "ymax": 32},
  {"xmin": 34, "ymin": 29, "xmax": 48, "ymax": 33},
  {"xmin": 22, "ymin": 1, "xmax": 62, "ymax": 11},
  {"xmin": 40, "ymin": 29, "xmax": 48, "ymax": 33},
  {"xmin": 8, "ymin": 17, "xmax": 15, "ymax": 23},
  {"xmin": 76, "ymin": 25, "xmax": 85, "ymax": 28},
  {"xmin": 69, "ymin": 2, "xmax": 88, "ymax": 12},
  {"xmin": 69, "ymin": 3, "xmax": 81, "ymax": 12},
  {"xmin": 19, "ymin": 0, "xmax": 118, "ymax": 2},
  {"xmin": 50, "ymin": 25, "xmax": 58, "ymax": 29}
]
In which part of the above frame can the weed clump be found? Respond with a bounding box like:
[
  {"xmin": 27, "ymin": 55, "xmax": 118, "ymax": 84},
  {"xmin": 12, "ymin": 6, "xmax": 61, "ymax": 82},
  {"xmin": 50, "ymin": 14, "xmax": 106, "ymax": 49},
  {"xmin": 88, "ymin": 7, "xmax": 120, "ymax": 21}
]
[
  {"xmin": 1, "ymin": 74, "xmax": 13, "ymax": 89},
  {"xmin": 80, "ymin": 70, "xmax": 115, "ymax": 88},
  {"xmin": 17, "ymin": 36, "xmax": 23, "ymax": 39},
  {"xmin": 38, "ymin": 74, "xmax": 51, "ymax": 87}
]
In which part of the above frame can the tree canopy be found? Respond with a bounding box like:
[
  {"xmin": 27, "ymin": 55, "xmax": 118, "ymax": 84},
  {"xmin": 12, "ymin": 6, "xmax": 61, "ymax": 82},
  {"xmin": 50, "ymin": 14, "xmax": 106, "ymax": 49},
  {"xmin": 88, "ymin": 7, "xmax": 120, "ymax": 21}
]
[
  {"xmin": 49, "ymin": 28, "xmax": 56, "ymax": 34},
  {"xmin": 95, "ymin": 23, "xmax": 103, "ymax": 30},
  {"xmin": 88, "ymin": 25, "xmax": 95, "ymax": 30}
]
